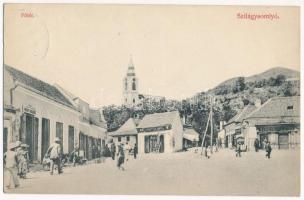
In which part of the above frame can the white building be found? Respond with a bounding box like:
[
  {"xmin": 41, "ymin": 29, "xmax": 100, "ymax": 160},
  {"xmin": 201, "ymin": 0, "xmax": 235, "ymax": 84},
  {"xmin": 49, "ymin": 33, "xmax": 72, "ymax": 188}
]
[
  {"xmin": 137, "ymin": 111, "xmax": 183, "ymax": 154},
  {"xmin": 4, "ymin": 65, "xmax": 80, "ymax": 163},
  {"xmin": 56, "ymin": 85, "xmax": 107, "ymax": 160},
  {"xmin": 108, "ymin": 118, "xmax": 138, "ymax": 148}
]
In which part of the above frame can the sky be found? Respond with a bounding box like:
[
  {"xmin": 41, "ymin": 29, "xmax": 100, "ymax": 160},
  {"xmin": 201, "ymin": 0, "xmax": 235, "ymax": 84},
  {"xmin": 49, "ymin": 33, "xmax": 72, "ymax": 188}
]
[{"xmin": 4, "ymin": 4, "xmax": 300, "ymax": 107}]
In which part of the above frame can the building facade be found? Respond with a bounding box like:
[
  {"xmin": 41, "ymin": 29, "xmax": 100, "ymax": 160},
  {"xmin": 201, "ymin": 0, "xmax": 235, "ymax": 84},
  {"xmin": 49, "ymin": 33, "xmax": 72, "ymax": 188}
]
[
  {"xmin": 244, "ymin": 96, "xmax": 300, "ymax": 149},
  {"xmin": 4, "ymin": 65, "xmax": 107, "ymax": 163},
  {"xmin": 108, "ymin": 118, "xmax": 138, "ymax": 148},
  {"xmin": 56, "ymin": 86, "xmax": 107, "ymax": 160},
  {"xmin": 137, "ymin": 111, "xmax": 183, "ymax": 154},
  {"xmin": 223, "ymin": 96, "xmax": 300, "ymax": 150},
  {"xmin": 4, "ymin": 65, "xmax": 80, "ymax": 163}
]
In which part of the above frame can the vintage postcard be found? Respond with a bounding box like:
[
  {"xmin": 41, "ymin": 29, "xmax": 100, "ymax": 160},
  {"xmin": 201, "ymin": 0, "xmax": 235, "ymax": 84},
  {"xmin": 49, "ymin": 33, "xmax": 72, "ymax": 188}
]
[{"xmin": 2, "ymin": 3, "xmax": 301, "ymax": 197}]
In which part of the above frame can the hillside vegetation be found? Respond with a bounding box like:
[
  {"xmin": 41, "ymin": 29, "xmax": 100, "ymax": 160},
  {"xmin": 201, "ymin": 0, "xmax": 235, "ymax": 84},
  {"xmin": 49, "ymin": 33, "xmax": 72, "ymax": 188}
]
[{"xmin": 103, "ymin": 67, "xmax": 300, "ymax": 138}]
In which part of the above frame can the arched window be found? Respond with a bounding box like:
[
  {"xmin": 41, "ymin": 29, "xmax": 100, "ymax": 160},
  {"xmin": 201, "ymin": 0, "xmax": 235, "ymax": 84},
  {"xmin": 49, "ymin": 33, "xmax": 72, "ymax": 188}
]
[
  {"xmin": 132, "ymin": 79, "xmax": 136, "ymax": 90},
  {"xmin": 133, "ymin": 98, "xmax": 135, "ymax": 103}
]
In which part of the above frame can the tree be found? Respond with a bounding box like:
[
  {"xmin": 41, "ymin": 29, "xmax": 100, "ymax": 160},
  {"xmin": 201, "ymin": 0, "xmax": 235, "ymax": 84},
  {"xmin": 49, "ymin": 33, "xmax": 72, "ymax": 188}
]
[
  {"xmin": 233, "ymin": 77, "xmax": 246, "ymax": 93},
  {"xmin": 281, "ymin": 82, "xmax": 293, "ymax": 96},
  {"xmin": 276, "ymin": 74, "xmax": 286, "ymax": 86}
]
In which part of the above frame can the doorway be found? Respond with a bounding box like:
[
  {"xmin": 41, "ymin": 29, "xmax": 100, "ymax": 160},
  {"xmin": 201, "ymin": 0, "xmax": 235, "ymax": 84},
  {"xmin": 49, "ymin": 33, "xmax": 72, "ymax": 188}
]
[
  {"xmin": 24, "ymin": 114, "xmax": 39, "ymax": 163},
  {"xmin": 3, "ymin": 127, "xmax": 8, "ymax": 153},
  {"xmin": 278, "ymin": 133, "xmax": 289, "ymax": 149},
  {"xmin": 41, "ymin": 118, "xmax": 50, "ymax": 161},
  {"xmin": 68, "ymin": 126, "xmax": 75, "ymax": 153}
]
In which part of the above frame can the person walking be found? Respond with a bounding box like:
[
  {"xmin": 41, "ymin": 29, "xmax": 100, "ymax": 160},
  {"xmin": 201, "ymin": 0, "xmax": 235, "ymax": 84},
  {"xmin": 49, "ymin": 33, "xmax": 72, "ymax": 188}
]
[
  {"xmin": 110, "ymin": 143, "xmax": 116, "ymax": 160},
  {"xmin": 236, "ymin": 142, "xmax": 242, "ymax": 157},
  {"xmin": 4, "ymin": 142, "xmax": 20, "ymax": 189},
  {"xmin": 265, "ymin": 141, "xmax": 272, "ymax": 159},
  {"xmin": 206, "ymin": 146, "xmax": 211, "ymax": 159},
  {"xmin": 17, "ymin": 144, "xmax": 29, "ymax": 179},
  {"xmin": 46, "ymin": 137, "xmax": 62, "ymax": 175},
  {"xmin": 124, "ymin": 142, "xmax": 131, "ymax": 162},
  {"xmin": 254, "ymin": 138, "xmax": 260, "ymax": 152},
  {"xmin": 117, "ymin": 144, "xmax": 125, "ymax": 170},
  {"xmin": 133, "ymin": 143, "xmax": 138, "ymax": 159}
]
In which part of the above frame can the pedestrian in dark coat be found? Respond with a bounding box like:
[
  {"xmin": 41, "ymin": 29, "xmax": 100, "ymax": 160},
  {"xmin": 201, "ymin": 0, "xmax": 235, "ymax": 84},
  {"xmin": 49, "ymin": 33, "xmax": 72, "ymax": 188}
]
[
  {"xmin": 110, "ymin": 143, "xmax": 116, "ymax": 160},
  {"xmin": 133, "ymin": 143, "xmax": 138, "ymax": 159},
  {"xmin": 117, "ymin": 144, "xmax": 125, "ymax": 170},
  {"xmin": 265, "ymin": 142, "xmax": 272, "ymax": 159},
  {"xmin": 236, "ymin": 143, "xmax": 242, "ymax": 157},
  {"xmin": 254, "ymin": 138, "xmax": 260, "ymax": 152}
]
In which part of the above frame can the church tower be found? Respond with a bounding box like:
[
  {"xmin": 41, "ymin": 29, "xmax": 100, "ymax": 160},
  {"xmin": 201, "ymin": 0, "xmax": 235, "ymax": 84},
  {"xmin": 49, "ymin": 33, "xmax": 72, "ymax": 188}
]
[{"xmin": 123, "ymin": 57, "xmax": 139, "ymax": 107}]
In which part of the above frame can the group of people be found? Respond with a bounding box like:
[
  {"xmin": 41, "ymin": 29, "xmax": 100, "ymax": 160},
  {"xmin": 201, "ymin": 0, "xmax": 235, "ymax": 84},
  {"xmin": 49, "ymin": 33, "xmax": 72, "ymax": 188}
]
[
  {"xmin": 254, "ymin": 138, "xmax": 272, "ymax": 159},
  {"xmin": 201, "ymin": 144, "xmax": 219, "ymax": 159},
  {"xmin": 4, "ymin": 141, "xmax": 29, "ymax": 189},
  {"xmin": 109, "ymin": 142, "xmax": 138, "ymax": 171}
]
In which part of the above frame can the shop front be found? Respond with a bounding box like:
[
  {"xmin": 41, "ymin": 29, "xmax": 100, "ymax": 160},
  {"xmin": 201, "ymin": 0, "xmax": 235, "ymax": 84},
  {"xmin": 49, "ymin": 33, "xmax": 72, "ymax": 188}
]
[{"xmin": 256, "ymin": 123, "xmax": 300, "ymax": 149}]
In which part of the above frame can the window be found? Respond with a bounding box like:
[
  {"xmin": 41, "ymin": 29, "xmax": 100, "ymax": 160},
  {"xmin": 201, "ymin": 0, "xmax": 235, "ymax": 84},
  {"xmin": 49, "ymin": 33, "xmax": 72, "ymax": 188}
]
[
  {"xmin": 133, "ymin": 98, "xmax": 135, "ymax": 103},
  {"xmin": 118, "ymin": 136, "xmax": 121, "ymax": 142},
  {"xmin": 125, "ymin": 98, "xmax": 127, "ymax": 103},
  {"xmin": 287, "ymin": 105, "xmax": 293, "ymax": 110},
  {"xmin": 132, "ymin": 79, "xmax": 136, "ymax": 90},
  {"xmin": 127, "ymin": 136, "xmax": 130, "ymax": 141}
]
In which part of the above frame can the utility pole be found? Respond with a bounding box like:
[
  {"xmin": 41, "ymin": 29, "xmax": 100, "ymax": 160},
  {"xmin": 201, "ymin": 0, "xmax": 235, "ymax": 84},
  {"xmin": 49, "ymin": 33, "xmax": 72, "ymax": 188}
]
[{"xmin": 210, "ymin": 96, "xmax": 214, "ymax": 153}]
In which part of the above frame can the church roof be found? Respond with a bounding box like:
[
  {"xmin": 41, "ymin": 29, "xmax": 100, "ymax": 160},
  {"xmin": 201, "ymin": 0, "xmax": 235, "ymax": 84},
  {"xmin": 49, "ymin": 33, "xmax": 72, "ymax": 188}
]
[{"xmin": 126, "ymin": 57, "xmax": 136, "ymax": 76}]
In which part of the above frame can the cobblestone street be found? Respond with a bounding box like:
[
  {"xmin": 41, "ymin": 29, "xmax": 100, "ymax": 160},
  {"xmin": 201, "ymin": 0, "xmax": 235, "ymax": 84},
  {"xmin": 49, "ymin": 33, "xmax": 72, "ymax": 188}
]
[{"xmin": 7, "ymin": 148, "xmax": 300, "ymax": 196}]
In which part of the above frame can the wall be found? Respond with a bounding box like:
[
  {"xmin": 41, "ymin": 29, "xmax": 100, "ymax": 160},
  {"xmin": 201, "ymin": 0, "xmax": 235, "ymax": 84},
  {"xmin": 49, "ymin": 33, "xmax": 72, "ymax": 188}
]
[
  {"xmin": 137, "ymin": 130, "xmax": 172, "ymax": 154},
  {"xmin": 112, "ymin": 135, "xmax": 137, "ymax": 148},
  {"xmin": 12, "ymin": 86, "xmax": 80, "ymax": 161}
]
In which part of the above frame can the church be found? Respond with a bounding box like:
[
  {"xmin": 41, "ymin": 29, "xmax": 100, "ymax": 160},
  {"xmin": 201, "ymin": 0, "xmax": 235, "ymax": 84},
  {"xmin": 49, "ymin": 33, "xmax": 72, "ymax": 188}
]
[
  {"xmin": 122, "ymin": 58, "xmax": 141, "ymax": 107},
  {"xmin": 122, "ymin": 58, "xmax": 165, "ymax": 108}
]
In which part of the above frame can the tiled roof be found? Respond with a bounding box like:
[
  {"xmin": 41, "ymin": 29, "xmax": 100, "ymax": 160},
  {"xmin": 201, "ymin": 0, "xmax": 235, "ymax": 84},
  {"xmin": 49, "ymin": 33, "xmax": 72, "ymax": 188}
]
[
  {"xmin": 183, "ymin": 128, "xmax": 199, "ymax": 141},
  {"xmin": 228, "ymin": 105, "xmax": 257, "ymax": 124},
  {"xmin": 5, "ymin": 65, "xmax": 74, "ymax": 108},
  {"xmin": 246, "ymin": 96, "xmax": 300, "ymax": 119},
  {"xmin": 108, "ymin": 118, "xmax": 138, "ymax": 136},
  {"xmin": 137, "ymin": 111, "xmax": 179, "ymax": 128}
]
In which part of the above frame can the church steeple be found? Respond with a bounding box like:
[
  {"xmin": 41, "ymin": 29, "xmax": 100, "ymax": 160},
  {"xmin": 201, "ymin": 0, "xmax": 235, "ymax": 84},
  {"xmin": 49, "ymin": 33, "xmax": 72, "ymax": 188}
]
[
  {"xmin": 127, "ymin": 55, "xmax": 135, "ymax": 76},
  {"xmin": 123, "ymin": 56, "xmax": 139, "ymax": 107}
]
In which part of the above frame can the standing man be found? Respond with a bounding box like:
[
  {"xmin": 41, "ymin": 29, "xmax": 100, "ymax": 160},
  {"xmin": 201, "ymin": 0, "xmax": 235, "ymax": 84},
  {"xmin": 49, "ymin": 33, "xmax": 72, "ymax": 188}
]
[
  {"xmin": 110, "ymin": 143, "xmax": 116, "ymax": 160},
  {"xmin": 254, "ymin": 138, "xmax": 260, "ymax": 152},
  {"xmin": 46, "ymin": 137, "xmax": 62, "ymax": 175},
  {"xmin": 117, "ymin": 144, "xmax": 125, "ymax": 171},
  {"xmin": 133, "ymin": 143, "xmax": 138, "ymax": 159},
  {"xmin": 4, "ymin": 142, "xmax": 20, "ymax": 189},
  {"xmin": 265, "ymin": 141, "xmax": 272, "ymax": 159}
]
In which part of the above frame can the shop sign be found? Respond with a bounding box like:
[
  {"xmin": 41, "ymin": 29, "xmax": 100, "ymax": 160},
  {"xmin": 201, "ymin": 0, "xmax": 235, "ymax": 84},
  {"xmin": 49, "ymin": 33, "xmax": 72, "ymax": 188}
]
[
  {"xmin": 23, "ymin": 104, "xmax": 36, "ymax": 115},
  {"xmin": 138, "ymin": 124, "xmax": 172, "ymax": 133}
]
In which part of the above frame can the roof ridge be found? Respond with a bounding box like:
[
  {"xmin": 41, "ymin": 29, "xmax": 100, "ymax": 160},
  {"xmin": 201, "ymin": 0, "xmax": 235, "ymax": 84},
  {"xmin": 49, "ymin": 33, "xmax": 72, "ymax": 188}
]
[{"xmin": 5, "ymin": 65, "xmax": 55, "ymax": 90}]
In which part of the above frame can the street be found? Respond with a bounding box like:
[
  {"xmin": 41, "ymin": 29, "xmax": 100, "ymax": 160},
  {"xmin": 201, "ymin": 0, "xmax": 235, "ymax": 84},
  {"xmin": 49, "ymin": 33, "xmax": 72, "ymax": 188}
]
[{"xmin": 6, "ymin": 148, "xmax": 300, "ymax": 196}]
